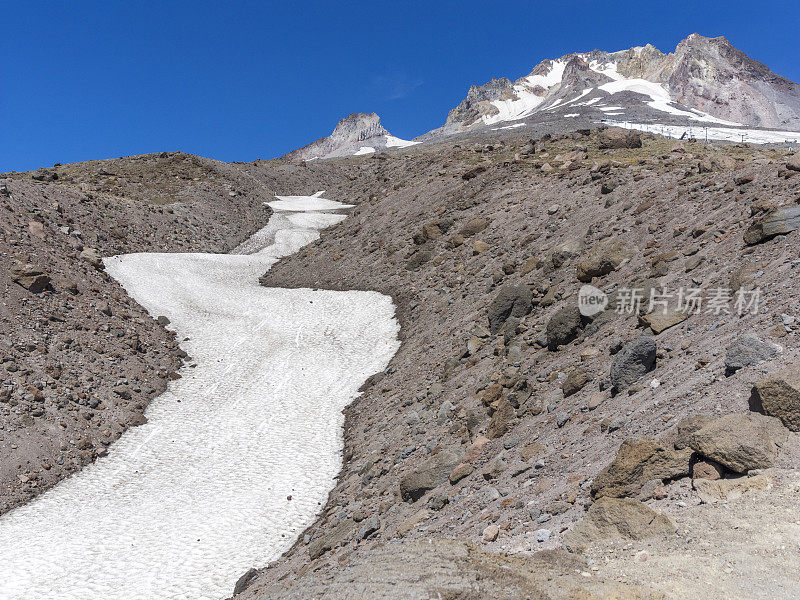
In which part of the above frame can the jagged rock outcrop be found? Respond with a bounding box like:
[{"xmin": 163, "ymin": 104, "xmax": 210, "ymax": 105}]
[{"xmin": 285, "ymin": 113, "xmax": 416, "ymax": 161}]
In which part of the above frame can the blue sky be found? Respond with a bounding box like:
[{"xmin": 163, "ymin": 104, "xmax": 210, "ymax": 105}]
[{"xmin": 2, "ymin": 0, "xmax": 799, "ymax": 172}]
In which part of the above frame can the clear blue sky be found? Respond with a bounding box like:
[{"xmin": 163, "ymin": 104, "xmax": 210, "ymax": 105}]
[{"xmin": 2, "ymin": 0, "xmax": 799, "ymax": 172}]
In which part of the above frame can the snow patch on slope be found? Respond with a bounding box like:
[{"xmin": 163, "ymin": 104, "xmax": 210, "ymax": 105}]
[
  {"xmin": 0, "ymin": 196, "xmax": 400, "ymax": 600},
  {"xmin": 483, "ymin": 60, "xmax": 567, "ymax": 125},
  {"xmin": 384, "ymin": 135, "xmax": 419, "ymax": 148},
  {"xmin": 610, "ymin": 121, "xmax": 800, "ymax": 145},
  {"xmin": 597, "ymin": 78, "xmax": 741, "ymax": 125},
  {"xmin": 268, "ymin": 191, "xmax": 355, "ymax": 212}
]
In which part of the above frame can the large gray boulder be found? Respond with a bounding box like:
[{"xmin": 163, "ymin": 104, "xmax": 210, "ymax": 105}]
[
  {"xmin": 725, "ymin": 334, "xmax": 777, "ymax": 375},
  {"xmin": 487, "ymin": 284, "xmax": 532, "ymax": 335},
  {"xmin": 545, "ymin": 306, "xmax": 583, "ymax": 350},
  {"xmin": 610, "ymin": 337, "xmax": 656, "ymax": 390},
  {"xmin": 744, "ymin": 205, "xmax": 800, "ymax": 245},
  {"xmin": 399, "ymin": 449, "xmax": 462, "ymax": 502}
]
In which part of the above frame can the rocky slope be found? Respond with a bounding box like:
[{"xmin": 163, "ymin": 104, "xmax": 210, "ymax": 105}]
[
  {"xmin": 0, "ymin": 153, "xmax": 349, "ymax": 513},
  {"xmin": 425, "ymin": 34, "xmax": 800, "ymax": 137},
  {"xmin": 5, "ymin": 122, "xmax": 800, "ymax": 599},
  {"xmin": 285, "ymin": 113, "xmax": 418, "ymax": 161},
  {"xmin": 238, "ymin": 128, "xmax": 800, "ymax": 599}
]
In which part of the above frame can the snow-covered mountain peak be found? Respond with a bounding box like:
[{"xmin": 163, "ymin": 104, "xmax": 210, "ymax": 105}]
[{"xmin": 428, "ymin": 34, "xmax": 800, "ymax": 136}]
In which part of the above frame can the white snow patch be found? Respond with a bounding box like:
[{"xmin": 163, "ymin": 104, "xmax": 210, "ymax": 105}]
[
  {"xmin": 353, "ymin": 146, "xmax": 376, "ymax": 156},
  {"xmin": 599, "ymin": 106, "xmax": 625, "ymax": 112},
  {"xmin": 598, "ymin": 78, "xmax": 741, "ymax": 125},
  {"xmin": 588, "ymin": 61, "xmax": 624, "ymax": 81},
  {"xmin": 0, "ymin": 202, "xmax": 400, "ymax": 600},
  {"xmin": 384, "ymin": 135, "xmax": 419, "ymax": 148},
  {"xmin": 607, "ymin": 120, "xmax": 800, "ymax": 145},
  {"xmin": 559, "ymin": 88, "xmax": 593, "ymax": 106},
  {"xmin": 483, "ymin": 60, "xmax": 567, "ymax": 125},
  {"xmin": 564, "ymin": 113, "xmax": 580, "ymax": 118},
  {"xmin": 267, "ymin": 191, "xmax": 354, "ymax": 212},
  {"xmin": 490, "ymin": 123, "xmax": 527, "ymax": 131}
]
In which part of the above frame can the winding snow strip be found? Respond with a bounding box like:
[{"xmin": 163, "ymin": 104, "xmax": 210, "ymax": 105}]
[{"xmin": 0, "ymin": 196, "xmax": 400, "ymax": 600}]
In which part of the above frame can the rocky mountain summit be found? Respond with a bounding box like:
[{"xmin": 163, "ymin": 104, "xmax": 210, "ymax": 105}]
[
  {"xmin": 285, "ymin": 113, "xmax": 418, "ymax": 161},
  {"xmin": 425, "ymin": 34, "xmax": 800, "ymax": 137}
]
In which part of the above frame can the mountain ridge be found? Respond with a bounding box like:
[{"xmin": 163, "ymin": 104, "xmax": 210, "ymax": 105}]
[{"xmin": 429, "ymin": 33, "xmax": 800, "ymax": 136}]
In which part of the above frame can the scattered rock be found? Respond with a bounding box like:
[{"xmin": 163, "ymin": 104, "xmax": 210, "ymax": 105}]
[
  {"xmin": 598, "ymin": 128, "xmax": 642, "ymax": 150},
  {"xmin": 472, "ymin": 241, "xmax": 490, "ymax": 255},
  {"xmin": 562, "ymin": 368, "xmax": 589, "ymax": 397},
  {"xmin": 549, "ymin": 238, "xmax": 583, "ymax": 268},
  {"xmin": 10, "ymin": 263, "xmax": 50, "ymax": 293},
  {"xmin": 693, "ymin": 472, "xmax": 772, "ymax": 504},
  {"xmin": 233, "ymin": 568, "xmax": 259, "ymax": 596},
  {"xmin": 482, "ymin": 524, "xmax": 499, "ymax": 542},
  {"xmin": 563, "ymin": 497, "xmax": 674, "ymax": 552},
  {"xmin": 462, "ymin": 166, "xmax": 487, "ymax": 181},
  {"xmin": 307, "ymin": 518, "xmax": 354, "ymax": 559},
  {"xmin": 80, "ymin": 247, "xmax": 104, "ymax": 269},
  {"xmin": 689, "ymin": 413, "xmax": 788, "ymax": 473},
  {"xmin": 546, "ymin": 306, "xmax": 584, "ymax": 350},
  {"xmin": 31, "ymin": 169, "xmax": 58, "ymax": 182},
  {"xmin": 610, "ymin": 337, "xmax": 656, "ymax": 391},
  {"xmin": 487, "ymin": 284, "xmax": 532, "ymax": 335},
  {"xmin": 358, "ymin": 516, "xmax": 380, "ymax": 540},
  {"xmin": 639, "ymin": 308, "xmax": 688, "ymax": 334},
  {"xmin": 744, "ymin": 205, "xmax": 800, "ymax": 245},
  {"xmin": 405, "ymin": 250, "xmax": 432, "ymax": 271},
  {"xmin": 459, "ymin": 217, "xmax": 489, "ymax": 237},
  {"xmin": 725, "ymin": 334, "xmax": 777, "ymax": 375},
  {"xmin": 691, "ymin": 459, "xmax": 725, "ymax": 480},
  {"xmin": 487, "ymin": 398, "xmax": 515, "ymax": 439},
  {"xmin": 400, "ymin": 449, "xmax": 462, "ymax": 501},
  {"xmin": 536, "ymin": 528, "xmax": 551, "ymax": 543},
  {"xmin": 577, "ymin": 240, "xmax": 633, "ymax": 283},
  {"xmin": 591, "ymin": 437, "xmax": 692, "ymax": 499},
  {"xmin": 449, "ymin": 463, "xmax": 474, "ymax": 484},
  {"xmin": 750, "ymin": 365, "xmax": 800, "ymax": 430}
]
